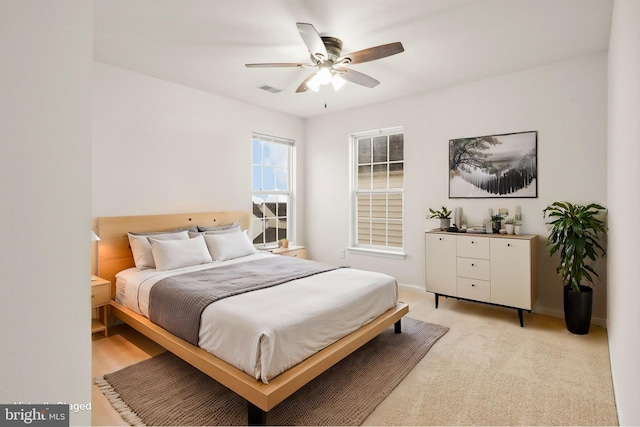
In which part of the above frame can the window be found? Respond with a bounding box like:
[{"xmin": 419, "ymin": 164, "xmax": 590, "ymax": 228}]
[
  {"xmin": 252, "ymin": 133, "xmax": 293, "ymax": 246},
  {"xmin": 351, "ymin": 127, "xmax": 404, "ymax": 256}
]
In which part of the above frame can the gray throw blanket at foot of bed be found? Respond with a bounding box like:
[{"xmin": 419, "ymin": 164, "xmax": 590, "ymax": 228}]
[{"xmin": 149, "ymin": 256, "xmax": 339, "ymax": 345}]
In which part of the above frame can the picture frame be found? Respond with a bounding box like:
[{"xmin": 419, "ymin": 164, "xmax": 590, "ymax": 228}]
[{"xmin": 449, "ymin": 130, "xmax": 537, "ymax": 198}]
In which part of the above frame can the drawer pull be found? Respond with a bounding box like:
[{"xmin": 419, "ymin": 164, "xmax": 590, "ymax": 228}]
[
  {"xmin": 439, "ymin": 238, "xmax": 442, "ymax": 240},
  {"xmin": 471, "ymin": 283, "xmax": 476, "ymax": 287},
  {"xmin": 471, "ymin": 263, "xmax": 475, "ymax": 266},
  {"xmin": 507, "ymin": 243, "xmax": 511, "ymax": 247},
  {"xmin": 471, "ymin": 241, "xmax": 475, "ymax": 244}
]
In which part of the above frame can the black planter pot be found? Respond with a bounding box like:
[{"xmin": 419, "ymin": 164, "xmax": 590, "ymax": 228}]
[{"xmin": 563, "ymin": 285, "xmax": 593, "ymax": 335}]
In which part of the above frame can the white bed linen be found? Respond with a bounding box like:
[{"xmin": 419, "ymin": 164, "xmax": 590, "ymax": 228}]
[{"xmin": 117, "ymin": 253, "xmax": 398, "ymax": 383}]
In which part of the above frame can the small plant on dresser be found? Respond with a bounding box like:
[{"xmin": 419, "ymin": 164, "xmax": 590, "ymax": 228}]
[{"xmin": 428, "ymin": 206, "xmax": 452, "ymax": 230}]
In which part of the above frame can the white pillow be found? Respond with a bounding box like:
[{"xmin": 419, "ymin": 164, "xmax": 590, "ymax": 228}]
[
  {"xmin": 149, "ymin": 235, "xmax": 213, "ymax": 271},
  {"xmin": 128, "ymin": 230, "xmax": 190, "ymax": 269},
  {"xmin": 204, "ymin": 230, "xmax": 257, "ymax": 261}
]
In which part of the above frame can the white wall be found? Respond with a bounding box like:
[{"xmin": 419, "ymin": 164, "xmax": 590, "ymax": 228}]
[
  {"xmin": 92, "ymin": 62, "xmax": 305, "ymax": 240},
  {"xmin": 0, "ymin": 2, "xmax": 92, "ymax": 425},
  {"xmin": 607, "ymin": 0, "xmax": 640, "ymax": 424},
  {"xmin": 305, "ymin": 54, "xmax": 608, "ymax": 320}
]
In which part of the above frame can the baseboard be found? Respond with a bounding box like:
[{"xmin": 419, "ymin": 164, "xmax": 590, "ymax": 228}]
[
  {"xmin": 532, "ymin": 306, "xmax": 607, "ymax": 328},
  {"xmin": 400, "ymin": 284, "xmax": 607, "ymax": 328},
  {"xmin": 399, "ymin": 283, "xmax": 424, "ymax": 292}
]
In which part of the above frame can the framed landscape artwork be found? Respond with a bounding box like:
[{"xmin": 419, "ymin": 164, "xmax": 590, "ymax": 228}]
[{"xmin": 449, "ymin": 130, "xmax": 537, "ymax": 198}]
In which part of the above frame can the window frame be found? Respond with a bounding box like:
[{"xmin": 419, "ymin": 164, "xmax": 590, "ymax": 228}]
[
  {"xmin": 349, "ymin": 126, "xmax": 406, "ymax": 259},
  {"xmin": 251, "ymin": 133, "xmax": 295, "ymax": 247}
]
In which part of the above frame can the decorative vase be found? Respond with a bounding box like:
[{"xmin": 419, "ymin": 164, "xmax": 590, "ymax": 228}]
[
  {"xmin": 505, "ymin": 224, "xmax": 515, "ymax": 235},
  {"xmin": 514, "ymin": 225, "xmax": 522, "ymax": 235},
  {"xmin": 492, "ymin": 221, "xmax": 501, "ymax": 233},
  {"xmin": 439, "ymin": 218, "xmax": 451, "ymax": 231},
  {"xmin": 563, "ymin": 285, "xmax": 593, "ymax": 335}
]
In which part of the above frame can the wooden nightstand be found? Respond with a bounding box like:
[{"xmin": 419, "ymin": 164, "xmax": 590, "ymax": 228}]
[
  {"xmin": 91, "ymin": 275, "xmax": 110, "ymax": 336},
  {"xmin": 259, "ymin": 244, "xmax": 307, "ymax": 259}
]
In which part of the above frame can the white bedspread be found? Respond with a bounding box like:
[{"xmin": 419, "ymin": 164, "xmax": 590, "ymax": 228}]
[{"xmin": 117, "ymin": 253, "xmax": 398, "ymax": 383}]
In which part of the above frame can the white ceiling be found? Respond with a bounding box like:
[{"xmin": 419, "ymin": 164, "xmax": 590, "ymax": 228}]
[{"xmin": 93, "ymin": 0, "xmax": 613, "ymax": 119}]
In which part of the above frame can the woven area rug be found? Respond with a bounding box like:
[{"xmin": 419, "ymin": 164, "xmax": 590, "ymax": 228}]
[{"xmin": 96, "ymin": 316, "xmax": 448, "ymax": 426}]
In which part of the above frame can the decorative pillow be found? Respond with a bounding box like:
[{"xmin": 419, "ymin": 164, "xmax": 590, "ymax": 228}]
[
  {"xmin": 197, "ymin": 223, "xmax": 240, "ymax": 233},
  {"xmin": 149, "ymin": 235, "xmax": 212, "ymax": 271},
  {"xmin": 204, "ymin": 230, "xmax": 257, "ymax": 261},
  {"xmin": 128, "ymin": 229, "xmax": 190, "ymax": 269}
]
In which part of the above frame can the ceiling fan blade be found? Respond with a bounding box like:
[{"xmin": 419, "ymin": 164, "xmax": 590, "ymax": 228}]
[
  {"xmin": 336, "ymin": 68, "xmax": 380, "ymax": 88},
  {"xmin": 296, "ymin": 22, "xmax": 327, "ymax": 59},
  {"xmin": 245, "ymin": 62, "xmax": 307, "ymax": 68},
  {"xmin": 340, "ymin": 42, "xmax": 404, "ymax": 64},
  {"xmin": 295, "ymin": 73, "xmax": 316, "ymax": 93}
]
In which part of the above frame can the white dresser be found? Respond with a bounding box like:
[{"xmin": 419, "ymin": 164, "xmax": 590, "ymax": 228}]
[{"xmin": 425, "ymin": 231, "xmax": 538, "ymax": 326}]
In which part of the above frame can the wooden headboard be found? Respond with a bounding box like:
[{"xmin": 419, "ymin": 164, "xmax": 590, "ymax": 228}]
[{"xmin": 93, "ymin": 211, "xmax": 251, "ymax": 298}]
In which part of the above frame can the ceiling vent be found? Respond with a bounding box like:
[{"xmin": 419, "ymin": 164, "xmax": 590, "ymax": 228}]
[{"xmin": 257, "ymin": 84, "xmax": 283, "ymax": 94}]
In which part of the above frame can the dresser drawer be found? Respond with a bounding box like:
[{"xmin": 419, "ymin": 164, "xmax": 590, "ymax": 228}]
[
  {"xmin": 91, "ymin": 283, "xmax": 110, "ymax": 307},
  {"xmin": 457, "ymin": 257, "xmax": 490, "ymax": 280},
  {"xmin": 456, "ymin": 236, "xmax": 490, "ymax": 259},
  {"xmin": 458, "ymin": 278, "xmax": 491, "ymax": 303}
]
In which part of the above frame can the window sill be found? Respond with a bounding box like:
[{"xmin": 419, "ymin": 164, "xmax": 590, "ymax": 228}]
[{"xmin": 347, "ymin": 247, "xmax": 406, "ymax": 260}]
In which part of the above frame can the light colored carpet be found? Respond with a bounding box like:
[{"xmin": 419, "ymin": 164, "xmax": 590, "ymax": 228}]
[
  {"xmin": 96, "ymin": 316, "xmax": 448, "ymax": 426},
  {"xmin": 363, "ymin": 286, "xmax": 619, "ymax": 426}
]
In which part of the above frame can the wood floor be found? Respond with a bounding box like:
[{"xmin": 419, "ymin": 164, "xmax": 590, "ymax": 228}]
[
  {"xmin": 92, "ymin": 321, "xmax": 165, "ymax": 426},
  {"xmin": 92, "ymin": 286, "xmax": 618, "ymax": 426}
]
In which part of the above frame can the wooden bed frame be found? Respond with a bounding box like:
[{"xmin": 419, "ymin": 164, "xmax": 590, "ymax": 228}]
[{"xmin": 94, "ymin": 211, "xmax": 409, "ymax": 425}]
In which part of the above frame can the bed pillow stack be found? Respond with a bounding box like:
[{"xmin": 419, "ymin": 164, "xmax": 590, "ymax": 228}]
[
  {"xmin": 128, "ymin": 223, "xmax": 257, "ymax": 270},
  {"xmin": 128, "ymin": 228, "xmax": 194, "ymax": 269}
]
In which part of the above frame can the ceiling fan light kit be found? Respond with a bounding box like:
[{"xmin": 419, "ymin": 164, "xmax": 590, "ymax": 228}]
[
  {"xmin": 245, "ymin": 22, "xmax": 404, "ymax": 94},
  {"xmin": 306, "ymin": 69, "xmax": 347, "ymax": 92}
]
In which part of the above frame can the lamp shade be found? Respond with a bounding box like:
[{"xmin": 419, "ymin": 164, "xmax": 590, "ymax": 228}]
[
  {"xmin": 306, "ymin": 74, "xmax": 321, "ymax": 92},
  {"xmin": 331, "ymin": 73, "xmax": 346, "ymax": 91},
  {"xmin": 316, "ymin": 68, "xmax": 332, "ymax": 85}
]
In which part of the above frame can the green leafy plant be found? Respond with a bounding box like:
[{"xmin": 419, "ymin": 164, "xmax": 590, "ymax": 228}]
[
  {"xmin": 543, "ymin": 202, "xmax": 607, "ymax": 292},
  {"xmin": 427, "ymin": 206, "xmax": 452, "ymax": 219},
  {"xmin": 490, "ymin": 214, "xmax": 504, "ymax": 222},
  {"xmin": 505, "ymin": 217, "xmax": 516, "ymax": 225}
]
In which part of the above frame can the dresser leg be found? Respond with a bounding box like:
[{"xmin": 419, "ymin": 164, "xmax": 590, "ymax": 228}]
[
  {"xmin": 394, "ymin": 319, "xmax": 402, "ymax": 333},
  {"xmin": 435, "ymin": 293, "xmax": 439, "ymax": 309},
  {"xmin": 518, "ymin": 308, "xmax": 524, "ymax": 327}
]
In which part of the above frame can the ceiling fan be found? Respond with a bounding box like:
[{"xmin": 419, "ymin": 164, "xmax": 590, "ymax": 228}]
[{"xmin": 245, "ymin": 22, "xmax": 404, "ymax": 93}]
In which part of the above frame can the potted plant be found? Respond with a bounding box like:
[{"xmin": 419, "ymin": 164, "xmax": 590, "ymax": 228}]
[
  {"xmin": 543, "ymin": 202, "xmax": 607, "ymax": 334},
  {"xmin": 490, "ymin": 214, "xmax": 504, "ymax": 233},
  {"xmin": 504, "ymin": 217, "xmax": 516, "ymax": 234},
  {"xmin": 428, "ymin": 206, "xmax": 452, "ymax": 230}
]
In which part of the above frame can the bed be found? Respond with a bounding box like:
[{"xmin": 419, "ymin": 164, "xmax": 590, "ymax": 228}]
[{"xmin": 94, "ymin": 211, "xmax": 409, "ymax": 425}]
